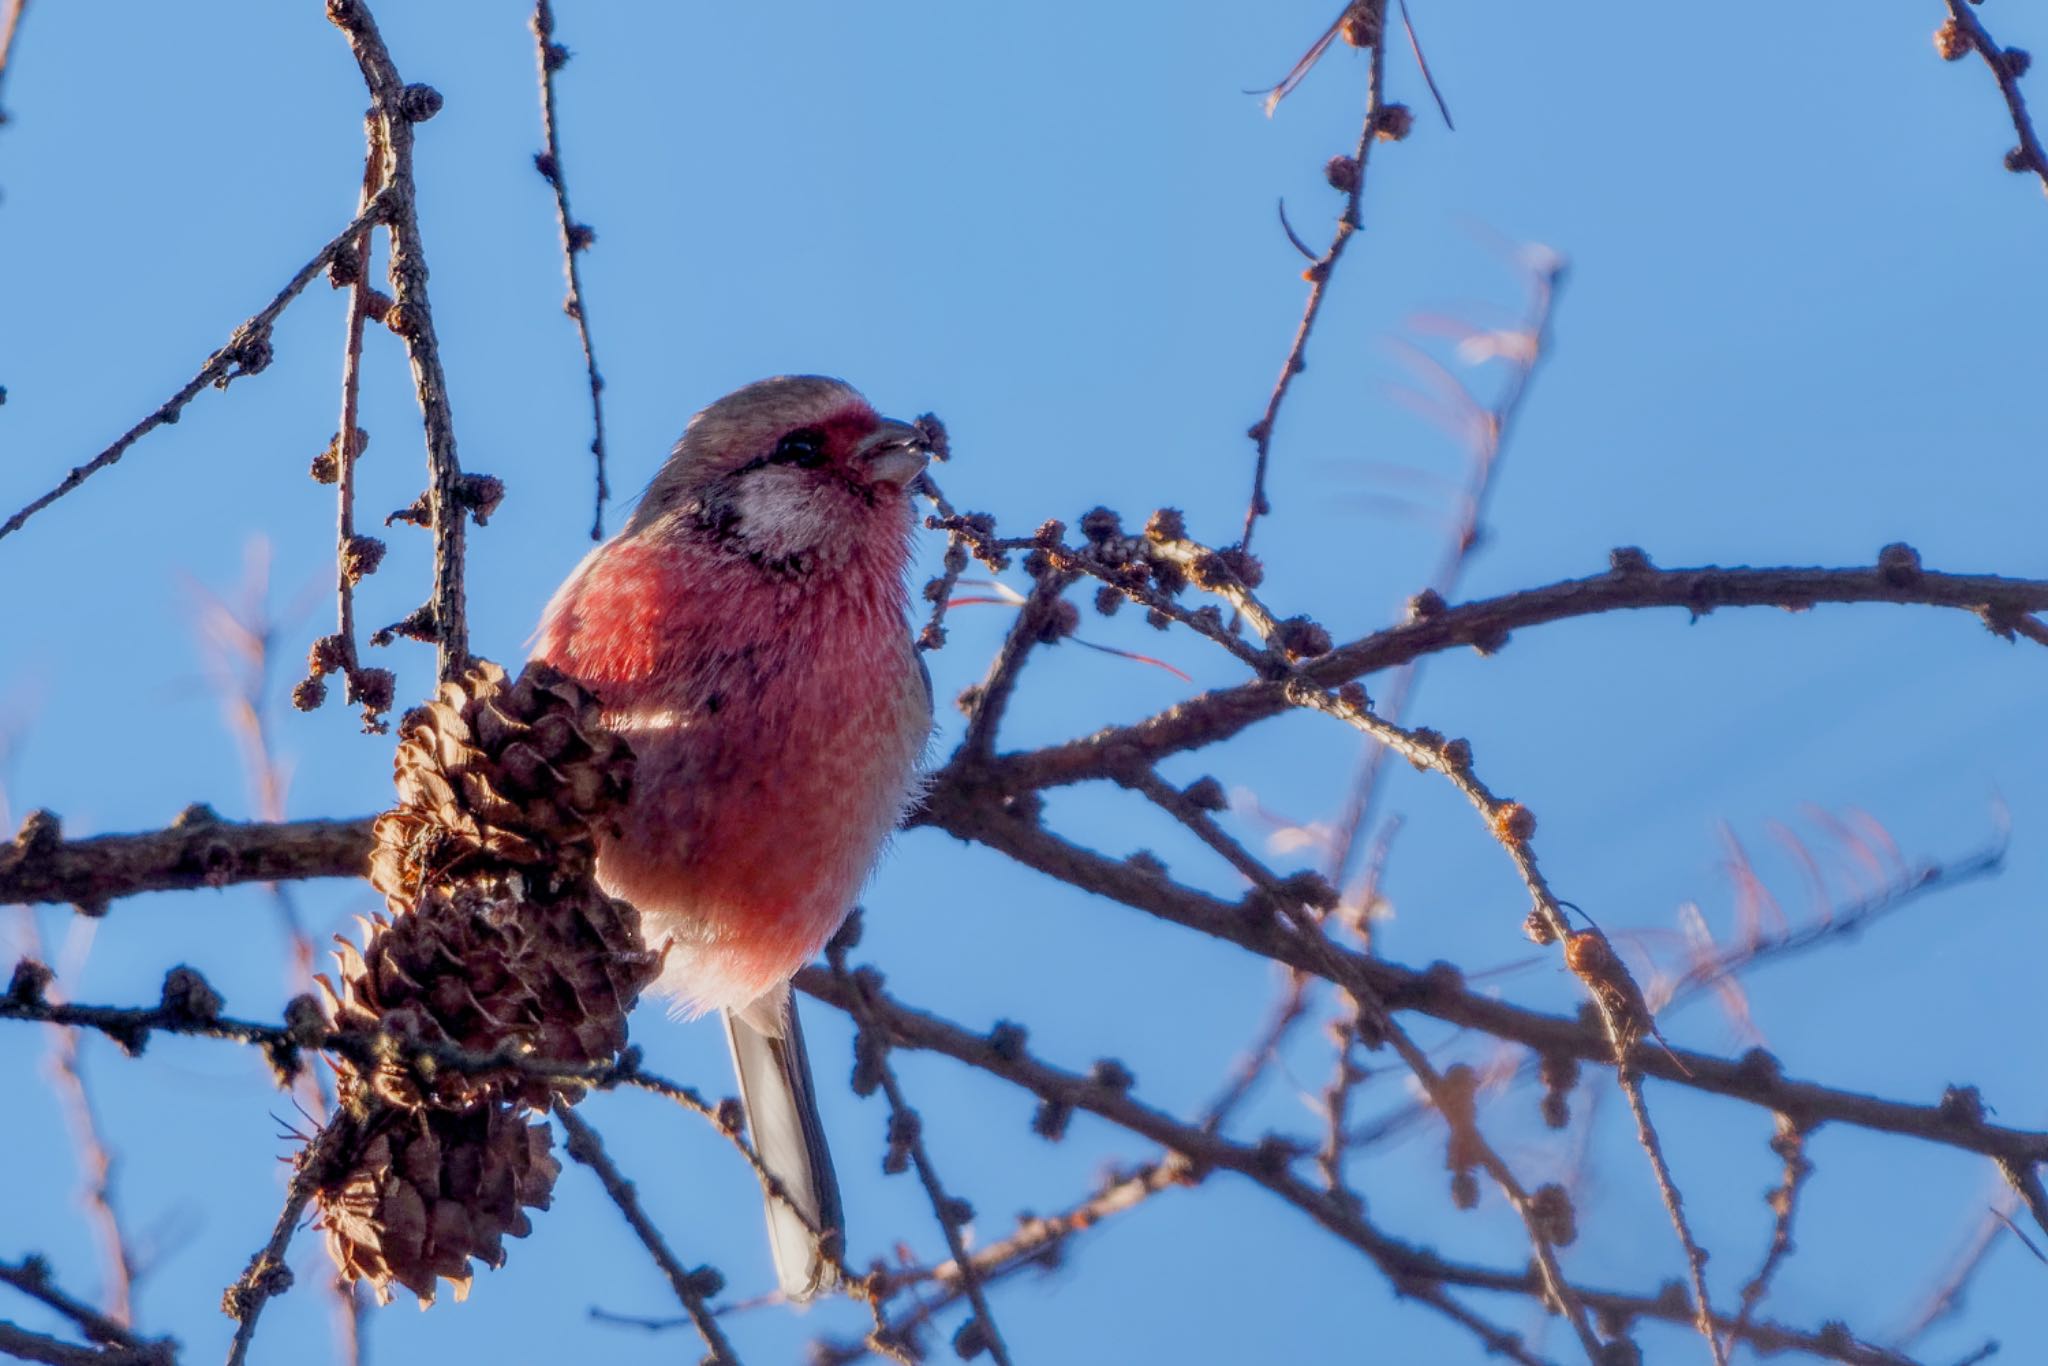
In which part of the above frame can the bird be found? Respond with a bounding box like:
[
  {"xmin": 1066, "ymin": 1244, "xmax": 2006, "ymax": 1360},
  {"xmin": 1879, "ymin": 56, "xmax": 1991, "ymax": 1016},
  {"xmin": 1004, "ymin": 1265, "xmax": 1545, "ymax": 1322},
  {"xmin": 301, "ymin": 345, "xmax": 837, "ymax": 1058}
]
[{"xmin": 532, "ymin": 375, "xmax": 935, "ymax": 1300}]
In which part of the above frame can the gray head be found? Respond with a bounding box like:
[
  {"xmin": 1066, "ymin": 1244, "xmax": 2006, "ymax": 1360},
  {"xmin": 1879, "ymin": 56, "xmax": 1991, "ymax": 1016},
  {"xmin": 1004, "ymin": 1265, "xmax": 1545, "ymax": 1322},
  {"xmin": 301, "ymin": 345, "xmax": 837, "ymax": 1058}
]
[{"xmin": 626, "ymin": 376, "xmax": 932, "ymax": 576}]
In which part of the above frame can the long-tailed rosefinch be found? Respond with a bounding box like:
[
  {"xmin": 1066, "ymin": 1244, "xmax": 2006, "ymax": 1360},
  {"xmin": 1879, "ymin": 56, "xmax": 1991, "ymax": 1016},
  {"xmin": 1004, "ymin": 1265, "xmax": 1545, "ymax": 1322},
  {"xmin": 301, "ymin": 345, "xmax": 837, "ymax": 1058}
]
[{"xmin": 533, "ymin": 375, "xmax": 934, "ymax": 1299}]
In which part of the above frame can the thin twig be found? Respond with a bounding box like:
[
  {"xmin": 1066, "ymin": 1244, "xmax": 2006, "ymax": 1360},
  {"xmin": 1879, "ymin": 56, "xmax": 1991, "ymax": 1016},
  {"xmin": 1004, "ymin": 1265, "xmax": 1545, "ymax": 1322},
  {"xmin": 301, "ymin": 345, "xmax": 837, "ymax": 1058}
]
[
  {"xmin": 221, "ymin": 1117, "xmax": 357, "ymax": 1366},
  {"xmin": 323, "ymin": 113, "xmax": 392, "ymax": 733},
  {"xmin": 1617, "ymin": 1068, "xmax": 1728, "ymax": 1365},
  {"xmin": 556, "ymin": 1108, "xmax": 740, "ymax": 1366},
  {"xmin": 0, "ymin": 197, "xmax": 390, "ymax": 546},
  {"xmin": 835, "ymin": 950, "xmax": 1017, "ymax": 1366},
  {"xmin": 1940, "ymin": 0, "xmax": 2048, "ymax": 199},
  {"xmin": 326, "ymin": 0, "xmax": 472, "ymax": 682},
  {"xmin": 9, "ymin": 841, "xmax": 2046, "ymax": 1185},
  {"xmin": 531, "ymin": 0, "xmax": 610, "ymax": 540},
  {"xmin": 812, "ymin": 1158, "xmax": 1193, "ymax": 1364},
  {"xmin": 1242, "ymin": 3, "xmax": 1392, "ymax": 552},
  {"xmin": 0, "ymin": 1257, "xmax": 169, "ymax": 1364},
  {"xmin": 1735, "ymin": 1115, "xmax": 1813, "ymax": 1337},
  {"xmin": 37, "ymin": 947, "xmax": 136, "ymax": 1327},
  {"xmin": 796, "ymin": 968, "xmax": 1928, "ymax": 1366}
]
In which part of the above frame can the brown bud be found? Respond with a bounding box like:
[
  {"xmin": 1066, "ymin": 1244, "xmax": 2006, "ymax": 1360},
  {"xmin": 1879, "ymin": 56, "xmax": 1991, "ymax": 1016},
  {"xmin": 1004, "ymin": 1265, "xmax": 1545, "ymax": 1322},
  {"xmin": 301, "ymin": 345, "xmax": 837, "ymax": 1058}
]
[
  {"xmin": 1608, "ymin": 545, "xmax": 1653, "ymax": 575},
  {"xmin": 1877, "ymin": 541, "xmax": 1922, "ymax": 585},
  {"xmin": 160, "ymin": 965, "xmax": 224, "ymax": 1023},
  {"xmin": 291, "ymin": 676, "xmax": 329, "ymax": 711},
  {"xmin": 1037, "ymin": 598, "xmax": 1081, "ymax": 643},
  {"xmin": 1530, "ymin": 1183, "xmax": 1578, "ymax": 1247},
  {"xmin": 1339, "ymin": 1, "xmax": 1381, "ymax": 49},
  {"xmin": 457, "ymin": 473, "xmax": 506, "ymax": 525},
  {"xmin": 397, "ymin": 83, "xmax": 444, "ymax": 123},
  {"xmin": 1374, "ymin": 103, "xmax": 1414, "ymax": 142},
  {"xmin": 1934, "ymin": 19, "xmax": 1970, "ymax": 61},
  {"xmin": 2007, "ymin": 48, "xmax": 2033, "ymax": 77},
  {"xmin": 308, "ymin": 633, "xmax": 350, "ymax": 677},
  {"xmin": 1217, "ymin": 545, "xmax": 1264, "ymax": 588},
  {"xmin": 912, "ymin": 412, "xmax": 951, "ymax": 463},
  {"xmin": 1324, "ymin": 155, "xmax": 1361, "ymax": 192},
  {"xmin": 1276, "ymin": 615, "xmax": 1332, "ymax": 658},
  {"xmin": 1079, "ymin": 507, "xmax": 1122, "ymax": 543},
  {"xmin": 349, "ymin": 666, "xmax": 395, "ymax": 716},
  {"xmin": 1144, "ymin": 507, "xmax": 1186, "ymax": 542},
  {"xmin": 342, "ymin": 535, "xmax": 386, "ymax": 585},
  {"xmin": 1491, "ymin": 802, "xmax": 1536, "ymax": 844}
]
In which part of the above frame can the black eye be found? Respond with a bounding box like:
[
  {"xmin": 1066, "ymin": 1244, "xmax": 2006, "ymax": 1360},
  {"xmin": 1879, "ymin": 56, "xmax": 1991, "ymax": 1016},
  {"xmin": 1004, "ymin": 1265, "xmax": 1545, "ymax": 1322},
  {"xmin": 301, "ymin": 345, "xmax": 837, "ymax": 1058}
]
[{"xmin": 772, "ymin": 428, "xmax": 829, "ymax": 468}]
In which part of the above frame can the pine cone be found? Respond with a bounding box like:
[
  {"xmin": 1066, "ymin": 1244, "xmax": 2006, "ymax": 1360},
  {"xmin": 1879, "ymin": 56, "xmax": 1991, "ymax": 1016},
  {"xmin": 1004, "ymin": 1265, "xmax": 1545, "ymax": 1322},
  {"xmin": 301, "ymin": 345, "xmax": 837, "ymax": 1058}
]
[
  {"xmin": 319, "ymin": 1103, "xmax": 560, "ymax": 1306},
  {"xmin": 322, "ymin": 875, "xmax": 657, "ymax": 1109},
  {"xmin": 317, "ymin": 657, "xmax": 658, "ymax": 1305},
  {"xmin": 330, "ymin": 659, "xmax": 657, "ymax": 1107},
  {"xmin": 367, "ymin": 658, "xmax": 634, "ymax": 904}
]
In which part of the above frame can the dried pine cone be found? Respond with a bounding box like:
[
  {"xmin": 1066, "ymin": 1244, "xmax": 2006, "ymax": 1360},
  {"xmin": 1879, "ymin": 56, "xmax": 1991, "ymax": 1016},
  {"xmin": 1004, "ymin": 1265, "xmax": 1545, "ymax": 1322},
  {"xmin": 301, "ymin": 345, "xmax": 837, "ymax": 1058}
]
[
  {"xmin": 331, "ymin": 658, "xmax": 656, "ymax": 1107},
  {"xmin": 367, "ymin": 658, "xmax": 634, "ymax": 904},
  {"xmin": 315, "ymin": 657, "xmax": 657, "ymax": 1305},
  {"xmin": 320, "ymin": 1103, "xmax": 560, "ymax": 1306}
]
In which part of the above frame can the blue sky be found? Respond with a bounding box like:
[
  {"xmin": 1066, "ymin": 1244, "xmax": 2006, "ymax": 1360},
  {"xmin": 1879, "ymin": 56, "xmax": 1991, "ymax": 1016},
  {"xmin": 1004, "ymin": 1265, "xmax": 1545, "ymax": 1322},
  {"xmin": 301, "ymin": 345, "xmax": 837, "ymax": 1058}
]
[{"xmin": 3, "ymin": 3, "xmax": 2045, "ymax": 1363}]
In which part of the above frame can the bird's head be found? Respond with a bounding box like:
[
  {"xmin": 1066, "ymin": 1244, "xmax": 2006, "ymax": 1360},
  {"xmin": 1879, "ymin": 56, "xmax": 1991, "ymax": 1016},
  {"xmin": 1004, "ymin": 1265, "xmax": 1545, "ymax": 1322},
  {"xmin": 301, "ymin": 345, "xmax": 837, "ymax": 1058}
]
[{"xmin": 627, "ymin": 375, "xmax": 931, "ymax": 579}]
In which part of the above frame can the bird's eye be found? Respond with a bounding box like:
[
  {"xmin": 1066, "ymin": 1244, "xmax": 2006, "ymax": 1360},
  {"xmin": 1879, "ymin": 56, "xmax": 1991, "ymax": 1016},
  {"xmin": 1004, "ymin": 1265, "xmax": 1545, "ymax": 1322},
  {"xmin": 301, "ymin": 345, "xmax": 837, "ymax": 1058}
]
[{"xmin": 772, "ymin": 429, "xmax": 829, "ymax": 468}]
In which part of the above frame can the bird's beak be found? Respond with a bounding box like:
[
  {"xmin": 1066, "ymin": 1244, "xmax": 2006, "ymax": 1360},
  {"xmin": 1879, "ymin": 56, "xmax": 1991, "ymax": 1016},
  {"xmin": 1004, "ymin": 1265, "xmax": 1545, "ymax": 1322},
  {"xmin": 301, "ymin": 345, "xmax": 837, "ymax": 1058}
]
[{"xmin": 856, "ymin": 419, "xmax": 931, "ymax": 489}]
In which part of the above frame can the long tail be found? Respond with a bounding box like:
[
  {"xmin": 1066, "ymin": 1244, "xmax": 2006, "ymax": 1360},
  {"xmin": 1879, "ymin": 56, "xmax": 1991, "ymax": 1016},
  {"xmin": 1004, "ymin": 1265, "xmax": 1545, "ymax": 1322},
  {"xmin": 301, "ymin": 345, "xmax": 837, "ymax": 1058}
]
[{"xmin": 722, "ymin": 987, "xmax": 844, "ymax": 1301}]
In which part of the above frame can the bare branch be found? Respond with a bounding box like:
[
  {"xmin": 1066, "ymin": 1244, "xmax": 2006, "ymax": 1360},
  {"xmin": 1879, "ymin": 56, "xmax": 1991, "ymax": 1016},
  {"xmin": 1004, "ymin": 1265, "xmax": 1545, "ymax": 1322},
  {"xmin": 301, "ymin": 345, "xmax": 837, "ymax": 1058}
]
[
  {"xmin": 0, "ymin": 197, "xmax": 390, "ymax": 547},
  {"xmin": 1937, "ymin": 0, "xmax": 2048, "ymax": 199},
  {"xmin": 1243, "ymin": 1, "xmax": 1394, "ymax": 552},
  {"xmin": 531, "ymin": 0, "xmax": 611, "ymax": 540},
  {"xmin": 0, "ymin": 1258, "xmax": 171, "ymax": 1365},
  {"xmin": 556, "ymin": 1109, "xmax": 740, "ymax": 1366},
  {"xmin": 325, "ymin": 0, "xmax": 473, "ymax": 682}
]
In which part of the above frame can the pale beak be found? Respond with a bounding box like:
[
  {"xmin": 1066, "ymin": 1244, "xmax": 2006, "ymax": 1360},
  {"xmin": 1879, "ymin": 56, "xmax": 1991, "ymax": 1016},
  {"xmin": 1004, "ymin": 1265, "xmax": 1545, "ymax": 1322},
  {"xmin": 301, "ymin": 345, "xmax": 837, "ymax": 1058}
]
[{"xmin": 857, "ymin": 419, "xmax": 931, "ymax": 489}]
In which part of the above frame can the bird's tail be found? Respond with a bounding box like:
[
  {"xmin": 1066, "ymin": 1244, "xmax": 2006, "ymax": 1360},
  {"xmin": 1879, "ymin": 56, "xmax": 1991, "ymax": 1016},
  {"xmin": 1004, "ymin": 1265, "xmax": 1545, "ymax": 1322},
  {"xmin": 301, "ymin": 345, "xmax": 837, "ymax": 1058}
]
[{"xmin": 723, "ymin": 988, "xmax": 844, "ymax": 1301}]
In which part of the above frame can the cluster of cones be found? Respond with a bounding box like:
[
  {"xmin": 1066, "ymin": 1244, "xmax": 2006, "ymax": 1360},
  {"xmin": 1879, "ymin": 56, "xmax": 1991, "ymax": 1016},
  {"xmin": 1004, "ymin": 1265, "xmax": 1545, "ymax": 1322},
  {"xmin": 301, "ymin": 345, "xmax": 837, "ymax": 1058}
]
[{"xmin": 312, "ymin": 659, "xmax": 658, "ymax": 1303}]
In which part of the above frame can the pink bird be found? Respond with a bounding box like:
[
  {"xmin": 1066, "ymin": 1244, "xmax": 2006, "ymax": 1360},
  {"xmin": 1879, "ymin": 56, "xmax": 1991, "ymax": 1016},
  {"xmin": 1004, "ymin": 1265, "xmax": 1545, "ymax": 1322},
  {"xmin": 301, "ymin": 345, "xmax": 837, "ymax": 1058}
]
[{"xmin": 533, "ymin": 375, "xmax": 935, "ymax": 1299}]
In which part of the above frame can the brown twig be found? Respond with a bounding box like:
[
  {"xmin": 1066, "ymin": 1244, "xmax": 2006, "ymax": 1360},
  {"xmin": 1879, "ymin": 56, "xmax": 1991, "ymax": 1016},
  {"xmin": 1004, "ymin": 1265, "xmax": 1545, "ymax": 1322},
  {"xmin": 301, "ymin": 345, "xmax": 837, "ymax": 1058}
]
[
  {"xmin": 834, "ymin": 946, "xmax": 1016, "ymax": 1366},
  {"xmin": 1616, "ymin": 1068, "xmax": 1729, "ymax": 1365},
  {"xmin": 1896, "ymin": 1189, "xmax": 2019, "ymax": 1346},
  {"xmin": 0, "ymin": 808, "xmax": 374, "ymax": 913},
  {"xmin": 813, "ymin": 1158, "xmax": 1194, "ymax": 1365},
  {"xmin": 188, "ymin": 561, "xmax": 366, "ymax": 1366},
  {"xmin": 313, "ymin": 113, "xmax": 396, "ymax": 734},
  {"xmin": 1242, "ymin": 2, "xmax": 1393, "ymax": 553},
  {"xmin": 1735, "ymin": 1115, "xmax": 1813, "ymax": 1337},
  {"xmin": 9, "ymin": 829, "xmax": 2046, "ymax": 1181},
  {"xmin": 979, "ymin": 555, "xmax": 2048, "ymax": 794},
  {"xmin": 531, "ymin": 0, "xmax": 610, "ymax": 540},
  {"xmin": 0, "ymin": 1257, "xmax": 170, "ymax": 1365},
  {"xmin": 326, "ymin": 0, "xmax": 472, "ymax": 683},
  {"xmin": 1326, "ymin": 251, "xmax": 1566, "ymax": 897},
  {"xmin": 0, "ymin": 197, "xmax": 391, "ymax": 547},
  {"xmin": 1938, "ymin": 0, "xmax": 2048, "ymax": 199},
  {"xmin": 0, "ymin": 1322, "xmax": 166, "ymax": 1366},
  {"xmin": 0, "ymin": 0, "xmax": 27, "ymax": 126},
  {"xmin": 221, "ymin": 1116, "xmax": 357, "ymax": 1366},
  {"xmin": 18, "ymin": 918, "xmax": 137, "ymax": 1329},
  {"xmin": 796, "ymin": 968, "xmax": 1926, "ymax": 1366},
  {"xmin": 556, "ymin": 1108, "xmax": 740, "ymax": 1366}
]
